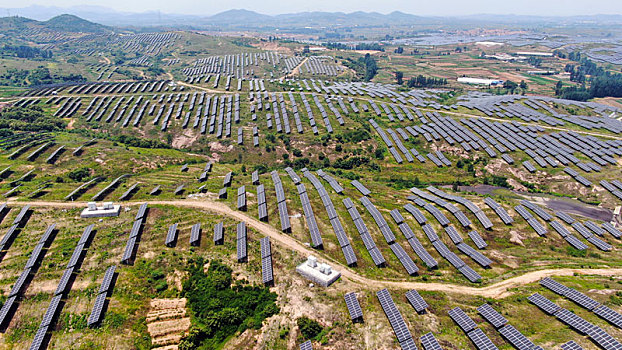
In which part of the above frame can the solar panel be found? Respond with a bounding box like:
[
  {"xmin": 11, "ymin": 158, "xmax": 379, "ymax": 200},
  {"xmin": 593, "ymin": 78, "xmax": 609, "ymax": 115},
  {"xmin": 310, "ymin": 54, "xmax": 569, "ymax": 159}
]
[
  {"xmin": 498, "ymin": 324, "xmax": 535, "ymax": 350},
  {"xmin": 561, "ymin": 341, "xmax": 584, "ymax": 350},
  {"xmin": 449, "ymin": 307, "xmax": 476, "ymax": 333},
  {"xmin": 213, "ymin": 222, "xmax": 224, "ymax": 244},
  {"xmin": 190, "ymin": 223, "xmax": 201, "ymax": 246},
  {"xmin": 466, "ymin": 328, "xmax": 498, "ymax": 350},
  {"xmin": 0, "ymin": 294, "xmax": 16, "ymax": 329},
  {"xmin": 40, "ymin": 294, "xmax": 62, "ymax": 328},
  {"xmin": 165, "ymin": 223, "xmax": 178, "ymax": 247},
  {"xmin": 237, "ymin": 235, "xmax": 247, "ymax": 263},
  {"xmin": 468, "ymin": 230, "xmax": 488, "ymax": 249},
  {"xmin": 420, "ymin": 332, "xmax": 443, "ymax": 350},
  {"xmin": 459, "ymin": 265, "xmax": 482, "ymax": 283},
  {"xmin": 78, "ymin": 224, "xmax": 95, "ymax": 246},
  {"xmin": 261, "ymin": 256, "xmax": 273, "ymax": 285},
  {"xmin": 399, "ymin": 338, "xmax": 419, "ymax": 350},
  {"xmin": 98, "ymin": 265, "xmax": 116, "ymax": 294},
  {"xmin": 299, "ymin": 340, "xmax": 313, "ymax": 350},
  {"xmin": 30, "ymin": 325, "xmax": 49, "ymax": 350},
  {"xmin": 564, "ymin": 288, "xmax": 601, "ymax": 311},
  {"xmin": 121, "ymin": 236, "xmax": 136, "ymax": 264},
  {"xmin": 556, "ymin": 308, "xmax": 592, "ymax": 334},
  {"xmin": 377, "ymin": 288, "xmax": 413, "ymax": 343},
  {"xmin": 405, "ymin": 290, "xmax": 428, "ymax": 313},
  {"xmin": 260, "ymin": 237, "xmax": 272, "ymax": 259},
  {"xmin": 528, "ymin": 293, "xmax": 561, "ymax": 315},
  {"xmin": 540, "ymin": 277, "xmax": 570, "ymax": 295},
  {"xmin": 87, "ymin": 292, "xmax": 107, "ymax": 327},
  {"xmin": 477, "ymin": 304, "xmax": 507, "ymax": 328},
  {"xmin": 593, "ymin": 304, "xmax": 622, "ymax": 329},
  {"xmin": 344, "ymin": 292, "xmax": 363, "ymax": 321}
]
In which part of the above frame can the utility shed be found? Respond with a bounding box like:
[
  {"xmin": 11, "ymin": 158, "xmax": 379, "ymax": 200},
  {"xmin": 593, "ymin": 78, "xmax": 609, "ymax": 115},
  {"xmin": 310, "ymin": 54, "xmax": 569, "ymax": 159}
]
[
  {"xmin": 81, "ymin": 202, "xmax": 121, "ymax": 218},
  {"xmin": 296, "ymin": 256, "xmax": 341, "ymax": 287}
]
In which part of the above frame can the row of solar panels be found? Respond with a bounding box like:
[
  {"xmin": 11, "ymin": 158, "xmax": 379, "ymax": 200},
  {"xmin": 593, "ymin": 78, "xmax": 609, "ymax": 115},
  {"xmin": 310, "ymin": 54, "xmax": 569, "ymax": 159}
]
[
  {"xmin": 302, "ymin": 169, "xmax": 356, "ymax": 266},
  {"xmin": 237, "ymin": 222, "xmax": 248, "ymax": 263},
  {"xmin": 376, "ymin": 288, "xmax": 441, "ymax": 350},
  {"xmin": 260, "ymin": 237, "xmax": 274, "ymax": 286},
  {"xmin": 270, "ymin": 171, "xmax": 292, "ymax": 232},
  {"xmin": 540, "ymin": 277, "xmax": 622, "ymax": 329},
  {"xmin": 529, "ymin": 293, "xmax": 622, "ymax": 350},
  {"xmin": 0, "ymin": 205, "xmax": 30, "ymax": 258},
  {"xmin": 121, "ymin": 203, "xmax": 148, "ymax": 265},
  {"xmin": 237, "ymin": 185, "xmax": 247, "ymax": 211},
  {"xmin": 0, "ymin": 223, "xmax": 55, "ymax": 330},
  {"xmin": 87, "ymin": 265, "xmax": 117, "ymax": 327},
  {"xmin": 343, "ymin": 197, "xmax": 386, "ymax": 267},
  {"xmin": 520, "ymin": 200, "xmax": 615, "ymax": 251},
  {"xmin": 30, "ymin": 224, "xmax": 96, "ymax": 350},
  {"xmin": 406, "ymin": 197, "xmax": 483, "ymax": 282}
]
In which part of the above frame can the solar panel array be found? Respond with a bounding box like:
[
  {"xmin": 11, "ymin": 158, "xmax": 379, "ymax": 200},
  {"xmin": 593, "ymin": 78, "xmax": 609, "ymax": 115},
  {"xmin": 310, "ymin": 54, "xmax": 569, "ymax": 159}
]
[
  {"xmin": 391, "ymin": 211, "xmax": 438, "ymax": 269},
  {"xmin": 540, "ymin": 277, "xmax": 622, "ymax": 329},
  {"xmin": 165, "ymin": 223, "xmax": 178, "ymax": 247},
  {"xmin": 316, "ymin": 169, "xmax": 344, "ymax": 194},
  {"xmin": 30, "ymin": 223, "xmax": 96, "ymax": 349},
  {"xmin": 478, "ymin": 303, "xmax": 540, "ymax": 350},
  {"xmin": 561, "ymin": 341, "xmax": 584, "ymax": 350},
  {"xmin": 344, "ymin": 292, "xmax": 364, "ymax": 322},
  {"xmin": 190, "ymin": 223, "xmax": 201, "ymax": 246},
  {"xmin": 237, "ymin": 185, "xmax": 247, "ymax": 211},
  {"xmin": 0, "ymin": 205, "xmax": 31, "ymax": 260},
  {"xmin": 257, "ymin": 180, "xmax": 268, "ymax": 222},
  {"xmin": 483, "ymin": 197, "xmax": 514, "ymax": 225},
  {"xmin": 302, "ymin": 168, "xmax": 357, "ymax": 266},
  {"xmin": 420, "ymin": 332, "xmax": 443, "ymax": 350},
  {"xmin": 351, "ymin": 180, "xmax": 371, "ymax": 196},
  {"xmin": 376, "ymin": 289, "xmax": 416, "ymax": 349},
  {"xmin": 260, "ymin": 237, "xmax": 274, "ymax": 285},
  {"xmin": 343, "ymin": 197, "xmax": 386, "ymax": 267},
  {"xmin": 121, "ymin": 203, "xmax": 147, "ymax": 265},
  {"xmin": 0, "ymin": 224, "xmax": 56, "ymax": 329},
  {"xmin": 237, "ymin": 222, "xmax": 248, "ymax": 262},
  {"xmin": 88, "ymin": 265, "xmax": 117, "ymax": 327},
  {"xmin": 529, "ymin": 292, "xmax": 622, "ymax": 349},
  {"xmin": 293, "ymin": 172, "xmax": 323, "ymax": 248},
  {"xmin": 358, "ymin": 196, "xmax": 420, "ymax": 275},
  {"xmin": 300, "ymin": 340, "xmax": 313, "ymax": 350},
  {"xmin": 405, "ymin": 289, "xmax": 429, "ymax": 314},
  {"xmin": 426, "ymin": 186, "xmax": 493, "ymax": 230},
  {"xmin": 271, "ymin": 171, "xmax": 291, "ymax": 232}
]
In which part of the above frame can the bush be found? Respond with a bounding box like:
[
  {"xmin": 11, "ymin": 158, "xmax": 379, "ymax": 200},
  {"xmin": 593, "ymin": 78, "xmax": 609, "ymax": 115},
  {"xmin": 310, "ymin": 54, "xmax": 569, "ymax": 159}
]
[
  {"xmin": 297, "ymin": 316, "xmax": 323, "ymax": 340},
  {"xmin": 180, "ymin": 258, "xmax": 279, "ymax": 349},
  {"xmin": 67, "ymin": 167, "xmax": 90, "ymax": 182}
]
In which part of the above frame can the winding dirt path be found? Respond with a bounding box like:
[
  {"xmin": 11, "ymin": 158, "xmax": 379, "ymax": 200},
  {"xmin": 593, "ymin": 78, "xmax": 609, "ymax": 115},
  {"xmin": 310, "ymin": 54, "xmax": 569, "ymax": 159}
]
[{"xmin": 13, "ymin": 198, "xmax": 622, "ymax": 298}]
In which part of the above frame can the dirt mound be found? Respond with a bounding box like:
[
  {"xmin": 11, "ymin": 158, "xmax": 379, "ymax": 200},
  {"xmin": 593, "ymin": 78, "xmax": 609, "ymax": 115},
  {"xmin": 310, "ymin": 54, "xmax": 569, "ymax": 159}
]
[{"xmin": 147, "ymin": 298, "xmax": 191, "ymax": 349}]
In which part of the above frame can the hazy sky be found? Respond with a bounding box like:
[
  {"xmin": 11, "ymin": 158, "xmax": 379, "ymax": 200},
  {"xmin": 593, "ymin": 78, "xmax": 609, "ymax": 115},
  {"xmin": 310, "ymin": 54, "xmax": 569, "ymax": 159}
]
[{"xmin": 3, "ymin": 0, "xmax": 622, "ymax": 16}]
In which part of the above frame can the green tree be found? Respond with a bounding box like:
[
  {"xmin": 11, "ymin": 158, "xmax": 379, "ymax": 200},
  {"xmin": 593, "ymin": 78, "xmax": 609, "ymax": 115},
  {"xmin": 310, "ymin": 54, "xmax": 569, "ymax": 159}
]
[{"xmin": 395, "ymin": 71, "xmax": 404, "ymax": 85}]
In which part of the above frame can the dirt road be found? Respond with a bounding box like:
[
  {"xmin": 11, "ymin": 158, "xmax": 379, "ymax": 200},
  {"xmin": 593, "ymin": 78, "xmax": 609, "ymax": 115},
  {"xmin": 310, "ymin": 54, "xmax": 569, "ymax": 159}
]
[{"xmin": 14, "ymin": 198, "xmax": 622, "ymax": 298}]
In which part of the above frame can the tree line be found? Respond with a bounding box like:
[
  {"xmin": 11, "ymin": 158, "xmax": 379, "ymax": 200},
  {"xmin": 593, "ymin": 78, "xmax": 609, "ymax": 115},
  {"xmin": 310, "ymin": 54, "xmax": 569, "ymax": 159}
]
[
  {"xmin": 556, "ymin": 51, "xmax": 622, "ymax": 101},
  {"xmin": 0, "ymin": 45, "xmax": 53, "ymax": 59}
]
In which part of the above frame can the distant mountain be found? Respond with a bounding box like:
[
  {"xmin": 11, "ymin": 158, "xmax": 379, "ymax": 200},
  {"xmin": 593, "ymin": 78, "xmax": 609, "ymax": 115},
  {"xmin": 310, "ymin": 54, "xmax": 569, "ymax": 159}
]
[
  {"xmin": 44, "ymin": 14, "xmax": 110, "ymax": 33},
  {"xmin": 0, "ymin": 14, "xmax": 111, "ymax": 36},
  {"xmin": 0, "ymin": 15, "xmax": 36, "ymax": 31},
  {"xmin": 1, "ymin": 5, "xmax": 622, "ymax": 30},
  {"xmin": 207, "ymin": 9, "xmax": 272, "ymax": 25}
]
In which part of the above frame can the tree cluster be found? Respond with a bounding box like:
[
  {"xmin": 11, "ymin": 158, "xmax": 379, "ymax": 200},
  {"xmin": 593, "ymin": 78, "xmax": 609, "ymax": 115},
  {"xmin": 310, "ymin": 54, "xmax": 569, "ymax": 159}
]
[{"xmin": 179, "ymin": 258, "xmax": 279, "ymax": 350}]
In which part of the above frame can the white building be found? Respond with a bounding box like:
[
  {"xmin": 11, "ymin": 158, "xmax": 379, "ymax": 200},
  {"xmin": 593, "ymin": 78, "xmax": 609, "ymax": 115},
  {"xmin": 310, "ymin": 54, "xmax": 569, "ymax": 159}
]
[{"xmin": 457, "ymin": 77, "xmax": 504, "ymax": 86}]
